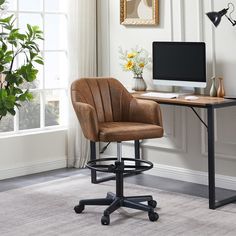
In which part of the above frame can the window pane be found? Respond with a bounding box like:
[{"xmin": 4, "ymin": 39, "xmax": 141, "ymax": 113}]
[
  {"xmin": 0, "ymin": 115, "xmax": 14, "ymax": 132},
  {"xmin": 45, "ymin": 14, "xmax": 67, "ymax": 50},
  {"xmin": 45, "ymin": 90, "xmax": 67, "ymax": 127},
  {"xmin": 6, "ymin": 0, "xmax": 17, "ymax": 11},
  {"xmin": 45, "ymin": 90, "xmax": 59, "ymax": 126},
  {"xmin": 18, "ymin": 13, "xmax": 43, "ymax": 30},
  {"xmin": 45, "ymin": 0, "xmax": 68, "ymax": 12},
  {"xmin": 19, "ymin": 92, "xmax": 40, "ymax": 130},
  {"xmin": 19, "ymin": 0, "xmax": 43, "ymax": 11},
  {"xmin": 44, "ymin": 52, "xmax": 68, "ymax": 88}
]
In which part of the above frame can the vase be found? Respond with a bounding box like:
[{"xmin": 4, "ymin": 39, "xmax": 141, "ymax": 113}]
[
  {"xmin": 209, "ymin": 77, "xmax": 217, "ymax": 97},
  {"xmin": 217, "ymin": 77, "xmax": 225, "ymax": 98},
  {"xmin": 132, "ymin": 75, "xmax": 147, "ymax": 91}
]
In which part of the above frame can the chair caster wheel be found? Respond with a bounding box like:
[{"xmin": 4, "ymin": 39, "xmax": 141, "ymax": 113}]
[
  {"xmin": 74, "ymin": 204, "xmax": 84, "ymax": 214},
  {"xmin": 148, "ymin": 200, "xmax": 157, "ymax": 208},
  {"xmin": 148, "ymin": 212, "xmax": 159, "ymax": 222},
  {"xmin": 101, "ymin": 215, "xmax": 110, "ymax": 225}
]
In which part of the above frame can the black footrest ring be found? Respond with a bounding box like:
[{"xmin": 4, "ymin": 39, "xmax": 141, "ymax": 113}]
[{"xmin": 86, "ymin": 158, "xmax": 153, "ymax": 174}]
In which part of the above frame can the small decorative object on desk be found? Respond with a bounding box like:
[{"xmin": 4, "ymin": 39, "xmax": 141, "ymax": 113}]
[
  {"xmin": 132, "ymin": 74, "xmax": 147, "ymax": 91},
  {"xmin": 209, "ymin": 77, "xmax": 217, "ymax": 97},
  {"xmin": 217, "ymin": 77, "xmax": 225, "ymax": 98},
  {"xmin": 119, "ymin": 46, "xmax": 151, "ymax": 91}
]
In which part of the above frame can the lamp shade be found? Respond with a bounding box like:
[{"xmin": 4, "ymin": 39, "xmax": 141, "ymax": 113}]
[{"xmin": 206, "ymin": 8, "xmax": 228, "ymax": 27}]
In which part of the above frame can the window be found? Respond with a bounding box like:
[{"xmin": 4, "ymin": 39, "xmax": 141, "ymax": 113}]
[{"xmin": 0, "ymin": 0, "xmax": 68, "ymax": 134}]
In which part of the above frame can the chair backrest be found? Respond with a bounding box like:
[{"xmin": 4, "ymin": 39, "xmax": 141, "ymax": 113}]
[{"xmin": 71, "ymin": 77, "xmax": 133, "ymax": 123}]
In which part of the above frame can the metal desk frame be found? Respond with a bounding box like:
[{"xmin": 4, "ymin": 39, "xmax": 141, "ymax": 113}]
[{"xmin": 90, "ymin": 95, "xmax": 236, "ymax": 209}]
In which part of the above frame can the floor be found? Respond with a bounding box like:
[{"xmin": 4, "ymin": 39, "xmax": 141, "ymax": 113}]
[{"xmin": 0, "ymin": 168, "xmax": 235, "ymax": 203}]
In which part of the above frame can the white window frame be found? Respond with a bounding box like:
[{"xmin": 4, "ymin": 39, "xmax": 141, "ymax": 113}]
[{"xmin": 0, "ymin": 0, "xmax": 69, "ymax": 136}]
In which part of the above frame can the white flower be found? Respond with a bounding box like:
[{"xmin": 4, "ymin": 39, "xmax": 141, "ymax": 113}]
[{"xmin": 119, "ymin": 46, "xmax": 151, "ymax": 76}]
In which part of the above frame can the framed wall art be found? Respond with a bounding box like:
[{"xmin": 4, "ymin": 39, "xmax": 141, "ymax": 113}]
[{"xmin": 120, "ymin": 0, "xmax": 159, "ymax": 26}]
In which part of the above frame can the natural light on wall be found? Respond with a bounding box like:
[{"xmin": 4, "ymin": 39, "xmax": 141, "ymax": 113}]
[{"xmin": 0, "ymin": 0, "xmax": 68, "ymax": 133}]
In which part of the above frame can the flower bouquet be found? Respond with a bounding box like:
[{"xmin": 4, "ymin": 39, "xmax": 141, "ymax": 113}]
[{"xmin": 119, "ymin": 46, "xmax": 151, "ymax": 90}]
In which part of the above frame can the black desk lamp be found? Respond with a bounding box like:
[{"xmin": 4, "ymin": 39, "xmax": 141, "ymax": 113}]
[{"xmin": 206, "ymin": 3, "xmax": 236, "ymax": 27}]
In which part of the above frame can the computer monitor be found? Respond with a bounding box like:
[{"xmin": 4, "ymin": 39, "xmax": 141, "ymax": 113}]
[{"xmin": 152, "ymin": 41, "xmax": 206, "ymax": 88}]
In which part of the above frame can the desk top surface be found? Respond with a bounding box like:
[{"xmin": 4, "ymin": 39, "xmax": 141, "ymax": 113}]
[{"xmin": 132, "ymin": 91, "xmax": 236, "ymax": 108}]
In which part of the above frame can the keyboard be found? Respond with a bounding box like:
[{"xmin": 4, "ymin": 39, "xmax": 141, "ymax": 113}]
[{"xmin": 141, "ymin": 92, "xmax": 180, "ymax": 99}]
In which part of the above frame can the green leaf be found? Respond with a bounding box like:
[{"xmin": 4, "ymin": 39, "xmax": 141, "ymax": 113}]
[
  {"xmin": 26, "ymin": 93, "xmax": 33, "ymax": 100},
  {"xmin": 3, "ymin": 56, "xmax": 12, "ymax": 63},
  {"xmin": 0, "ymin": 0, "xmax": 6, "ymax": 6},
  {"xmin": 0, "ymin": 65, "xmax": 4, "ymax": 72},
  {"xmin": 27, "ymin": 24, "xmax": 33, "ymax": 37},
  {"xmin": 8, "ymin": 108, "xmax": 16, "ymax": 116},
  {"xmin": 0, "ymin": 89, "xmax": 7, "ymax": 98},
  {"xmin": 0, "ymin": 15, "xmax": 14, "ymax": 24},
  {"xmin": 2, "ymin": 42, "xmax": 7, "ymax": 52},
  {"xmin": 18, "ymin": 90, "xmax": 33, "ymax": 101},
  {"xmin": 34, "ymin": 59, "xmax": 44, "ymax": 65},
  {"xmin": 14, "ymin": 87, "xmax": 23, "ymax": 94},
  {"xmin": 0, "ymin": 109, "xmax": 7, "ymax": 117},
  {"xmin": 37, "ymin": 36, "xmax": 44, "ymax": 40},
  {"xmin": 16, "ymin": 33, "xmax": 26, "ymax": 41},
  {"xmin": 15, "ymin": 102, "xmax": 21, "ymax": 108},
  {"xmin": 30, "ymin": 51, "xmax": 37, "ymax": 60}
]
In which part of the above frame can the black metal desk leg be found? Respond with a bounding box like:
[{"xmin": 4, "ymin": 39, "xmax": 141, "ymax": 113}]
[
  {"xmin": 90, "ymin": 141, "xmax": 97, "ymax": 183},
  {"xmin": 207, "ymin": 106, "xmax": 216, "ymax": 209}
]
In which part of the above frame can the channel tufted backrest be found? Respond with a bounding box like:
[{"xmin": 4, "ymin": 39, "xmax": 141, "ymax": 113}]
[{"xmin": 71, "ymin": 77, "xmax": 133, "ymax": 123}]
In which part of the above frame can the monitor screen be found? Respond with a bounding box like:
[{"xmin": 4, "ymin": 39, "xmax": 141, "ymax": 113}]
[{"xmin": 152, "ymin": 42, "xmax": 206, "ymax": 88}]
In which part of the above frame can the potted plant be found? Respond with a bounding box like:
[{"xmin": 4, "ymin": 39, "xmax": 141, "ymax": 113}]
[
  {"xmin": 0, "ymin": 0, "xmax": 43, "ymax": 121},
  {"xmin": 119, "ymin": 46, "xmax": 151, "ymax": 91}
]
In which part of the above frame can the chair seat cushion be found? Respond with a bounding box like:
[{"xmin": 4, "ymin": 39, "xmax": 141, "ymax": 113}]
[{"xmin": 99, "ymin": 122, "xmax": 163, "ymax": 142}]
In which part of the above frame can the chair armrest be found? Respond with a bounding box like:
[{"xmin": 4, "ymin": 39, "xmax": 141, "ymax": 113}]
[
  {"xmin": 129, "ymin": 98, "xmax": 163, "ymax": 127},
  {"xmin": 72, "ymin": 102, "xmax": 99, "ymax": 141}
]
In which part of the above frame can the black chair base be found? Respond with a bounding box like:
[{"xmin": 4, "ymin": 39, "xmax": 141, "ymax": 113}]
[
  {"xmin": 74, "ymin": 159, "xmax": 159, "ymax": 225},
  {"xmin": 74, "ymin": 192, "xmax": 159, "ymax": 225}
]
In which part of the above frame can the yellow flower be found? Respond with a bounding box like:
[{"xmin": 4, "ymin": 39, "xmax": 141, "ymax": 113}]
[
  {"xmin": 125, "ymin": 60, "xmax": 134, "ymax": 70},
  {"xmin": 127, "ymin": 52, "xmax": 137, "ymax": 58},
  {"xmin": 139, "ymin": 62, "xmax": 145, "ymax": 68}
]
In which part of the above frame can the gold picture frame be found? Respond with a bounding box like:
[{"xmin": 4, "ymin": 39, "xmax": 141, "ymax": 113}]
[{"xmin": 120, "ymin": 0, "xmax": 159, "ymax": 26}]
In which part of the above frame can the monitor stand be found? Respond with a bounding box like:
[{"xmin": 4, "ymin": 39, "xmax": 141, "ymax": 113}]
[{"xmin": 173, "ymin": 86, "xmax": 195, "ymax": 96}]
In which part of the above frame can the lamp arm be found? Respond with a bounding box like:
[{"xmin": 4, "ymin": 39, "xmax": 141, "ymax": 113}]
[
  {"xmin": 225, "ymin": 14, "xmax": 236, "ymax": 26},
  {"xmin": 226, "ymin": 2, "xmax": 236, "ymax": 26}
]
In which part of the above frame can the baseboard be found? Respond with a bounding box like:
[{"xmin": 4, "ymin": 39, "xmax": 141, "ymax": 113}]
[
  {"xmin": 148, "ymin": 163, "xmax": 236, "ymax": 191},
  {"xmin": 0, "ymin": 157, "xmax": 67, "ymax": 180},
  {"xmin": 98, "ymin": 154, "xmax": 236, "ymax": 191}
]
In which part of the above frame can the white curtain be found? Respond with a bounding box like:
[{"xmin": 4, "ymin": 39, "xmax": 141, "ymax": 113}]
[{"xmin": 67, "ymin": 0, "xmax": 97, "ymax": 168}]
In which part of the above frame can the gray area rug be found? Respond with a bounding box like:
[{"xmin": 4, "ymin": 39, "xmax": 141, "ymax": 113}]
[{"xmin": 0, "ymin": 174, "xmax": 236, "ymax": 236}]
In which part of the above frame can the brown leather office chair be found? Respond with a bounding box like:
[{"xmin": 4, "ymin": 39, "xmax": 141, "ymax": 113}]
[{"xmin": 71, "ymin": 77, "xmax": 163, "ymax": 225}]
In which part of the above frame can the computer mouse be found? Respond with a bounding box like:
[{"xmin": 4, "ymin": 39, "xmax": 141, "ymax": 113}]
[{"xmin": 185, "ymin": 95, "xmax": 199, "ymax": 100}]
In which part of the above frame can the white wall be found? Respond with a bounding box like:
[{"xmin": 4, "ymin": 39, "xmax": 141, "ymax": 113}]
[
  {"xmin": 1, "ymin": 0, "xmax": 236, "ymax": 184},
  {"xmin": 0, "ymin": 130, "xmax": 67, "ymax": 180},
  {"xmin": 98, "ymin": 0, "xmax": 236, "ymax": 183}
]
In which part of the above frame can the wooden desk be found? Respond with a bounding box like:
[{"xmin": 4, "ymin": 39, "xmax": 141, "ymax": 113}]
[{"xmin": 133, "ymin": 91, "xmax": 236, "ymax": 209}]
